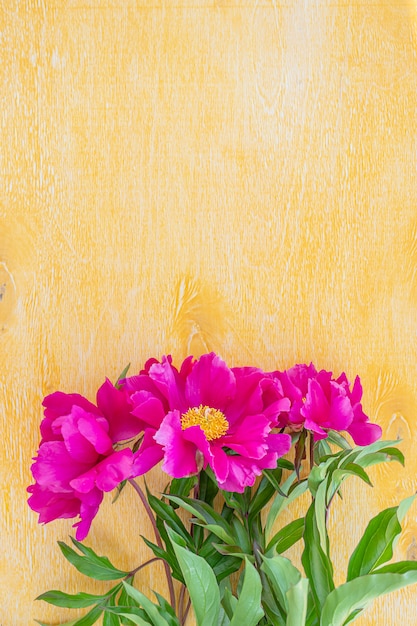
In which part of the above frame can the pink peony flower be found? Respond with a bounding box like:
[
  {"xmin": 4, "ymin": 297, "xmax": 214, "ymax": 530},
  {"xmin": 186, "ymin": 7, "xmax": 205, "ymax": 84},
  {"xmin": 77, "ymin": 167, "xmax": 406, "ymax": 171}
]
[
  {"xmin": 335, "ymin": 372, "xmax": 382, "ymax": 445},
  {"xmin": 272, "ymin": 363, "xmax": 381, "ymax": 444},
  {"xmin": 28, "ymin": 380, "xmax": 138, "ymax": 540},
  {"xmin": 126, "ymin": 353, "xmax": 291, "ymax": 492}
]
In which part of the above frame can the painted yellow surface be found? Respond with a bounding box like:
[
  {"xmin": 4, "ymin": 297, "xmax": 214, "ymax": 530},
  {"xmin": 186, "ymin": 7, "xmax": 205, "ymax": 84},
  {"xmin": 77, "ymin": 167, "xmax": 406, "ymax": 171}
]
[{"xmin": 1, "ymin": 0, "xmax": 417, "ymax": 623}]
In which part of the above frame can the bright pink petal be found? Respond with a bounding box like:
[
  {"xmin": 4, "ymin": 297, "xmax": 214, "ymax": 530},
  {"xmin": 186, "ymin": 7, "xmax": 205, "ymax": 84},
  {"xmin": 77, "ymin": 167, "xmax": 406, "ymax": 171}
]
[
  {"xmin": 69, "ymin": 449, "xmax": 133, "ymax": 493},
  {"xmin": 226, "ymin": 368, "xmax": 264, "ymax": 423},
  {"xmin": 327, "ymin": 387, "xmax": 354, "ymax": 431},
  {"xmin": 263, "ymin": 398, "xmax": 291, "ymax": 426},
  {"xmin": 350, "ymin": 375, "xmax": 363, "ymax": 406},
  {"xmin": 31, "ymin": 442, "xmax": 90, "ymax": 492},
  {"xmin": 286, "ymin": 363, "xmax": 318, "ymax": 397},
  {"xmin": 77, "ymin": 414, "xmax": 113, "ymax": 455},
  {"xmin": 302, "ymin": 378, "xmax": 330, "ymax": 426},
  {"xmin": 149, "ymin": 357, "xmax": 188, "ymax": 412},
  {"xmin": 60, "ymin": 412, "xmax": 102, "ymax": 464},
  {"xmin": 288, "ymin": 399, "xmax": 306, "ymax": 425},
  {"xmin": 96, "ymin": 378, "xmax": 142, "ymax": 442},
  {"xmin": 155, "ymin": 411, "xmax": 201, "ymax": 478},
  {"xmin": 276, "ymin": 371, "xmax": 304, "ymax": 405},
  {"xmin": 185, "ymin": 353, "xmax": 236, "ymax": 409},
  {"xmin": 220, "ymin": 413, "xmax": 270, "ymax": 459},
  {"xmin": 131, "ymin": 429, "xmax": 165, "ymax": 476},
  {"xmin": 94, "ymin": 449, "xmax": 133, "ymax": 491},
  {"xmin": 218, "ymin": 456, "xmax": 261, "ymax": 492},
  {"xmin": 267, "ymin": 432, "xmax": 292, "ymax": 456},
  {"xmin": 40, "ymin": 392, "xmax": 99, "ymax": 443},
  {"xmin": 122, "ymin": 372, "xmax": 164, "ymax": 396},
  {"xmin": 207, "ymin": 445, "xmax": 230, "ymax": 483},
  {"xmin": 131, "ymin": 392, "xmax": 167, "ymax": 430},
  {"xmin": 182, "ymin": 427, "xmax": 229, "ymax": 483},
  {"xmin": 27, "ymin": 485, "xmax": 81, "ymax": 523},
  {"xmin": 348, "ymin": 421, "xmax": 382, "ymax": 445},
  {"xmin": 42, "ymin": 391, "xmax": 99, "ymax": 419},
  {"xmin": 179, "ymin": 355, "xmax": 195, "ymax": 380},
  {"xmin": 304, "ymin": 420, "xmax": 328, "ymax": 440},
  {"xmin": 72, "ymin": 489, "xmax": 104, "ymax": 541},
  {"xmin": 69, "ymin": 469, "xmax": 97, "ymax": 494}
]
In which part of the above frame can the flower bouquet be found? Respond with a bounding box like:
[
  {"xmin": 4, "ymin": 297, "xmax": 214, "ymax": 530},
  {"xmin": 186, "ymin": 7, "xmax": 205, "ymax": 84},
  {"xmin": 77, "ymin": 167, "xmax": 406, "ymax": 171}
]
[{"xmin": 28, "ymin": 353, "xmax": 417, "ymax": 626}]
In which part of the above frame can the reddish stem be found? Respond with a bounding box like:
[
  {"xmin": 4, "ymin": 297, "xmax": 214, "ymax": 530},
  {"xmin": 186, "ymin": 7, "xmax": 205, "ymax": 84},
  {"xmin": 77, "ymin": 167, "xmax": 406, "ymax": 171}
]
[{"xmin": 128, "ymin": 478, "xmax": 176, "ymax": 611}]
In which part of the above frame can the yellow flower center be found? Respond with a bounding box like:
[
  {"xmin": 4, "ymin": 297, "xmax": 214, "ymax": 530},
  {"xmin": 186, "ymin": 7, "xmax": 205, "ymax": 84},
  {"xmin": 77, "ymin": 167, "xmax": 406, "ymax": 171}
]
[{"xmin": 181, "ymin": 405, "xmax": 229, "ymax": 441}]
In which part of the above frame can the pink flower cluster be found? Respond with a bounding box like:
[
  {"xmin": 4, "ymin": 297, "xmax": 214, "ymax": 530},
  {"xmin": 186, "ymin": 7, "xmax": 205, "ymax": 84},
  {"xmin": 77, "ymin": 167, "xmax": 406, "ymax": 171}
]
[
  {"xmin": 28, "ymin": 354, "xmax": 381, "ymax": 540},
  {"xmin": 272, "ymin": 363, "xmax": 382, "ymax": 446}
]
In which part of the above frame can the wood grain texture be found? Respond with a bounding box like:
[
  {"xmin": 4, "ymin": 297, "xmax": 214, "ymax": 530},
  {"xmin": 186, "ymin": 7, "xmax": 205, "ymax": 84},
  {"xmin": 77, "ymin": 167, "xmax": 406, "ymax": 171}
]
[{"xmin": 1, "ymin": 0, "xmax": 417, "ymax": 623}]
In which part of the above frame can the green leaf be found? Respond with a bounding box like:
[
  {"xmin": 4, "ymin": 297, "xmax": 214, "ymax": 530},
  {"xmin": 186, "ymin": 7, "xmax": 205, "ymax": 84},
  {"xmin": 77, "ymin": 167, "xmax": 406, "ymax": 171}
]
[
  {"xmin": 165, "ymin": 495, "xmax": 235, "ymax": 545},
  {"xmin": 278, "ymin": 458, "xmax": 295, "ymax": 471},
  {"xmin": 301, "ymin": 502, "xmax": 334, "ymax": 613},
  {"xmin": 220, "ymin": 487, "xmax": 250, "ymax": 516},
  {"xmin": 167, "ymin": 528, "xmax": 220, "ymax": 626},
  {"xmin": 199, "ymin": 468, "xmax": 219, "ymax": 506},
  {"xmin": 230, "ymin": 516, "xmax": 252, "ymax": 553},
  {"xmin": 355, "ymin": 439, "xmax": 401, "ymax": 454},
  {"xmin": 266, "ymin": 518, "xmax": 305, "ymax": 555},
  {"xmin": 202, "ymin": 546, "xmax": 241, "ymax": 582},
  {"xmin": 326, "ymin": 430, "xmax": 352, "ymax": 450},
  {"xmin": 314, "ymin": 439, "xmax": 332, "ymax": 464},
  {"xmin": 266, "ymin": 473, "xmax": 308, "ymax": 538},
  {"xmin": 353, "ymin": 440, "xmax": 404, "ymax": 469},
  {"xmin": 58, "ymin": 539, "xmax": 127, "ymax": 581},
  {"xmin": 140, "ymin": 536, "xmax": 183, "ymax": 583},
  {"xmin": 286, "ymin": 578, "xmax": 309, "ymax": 626},
  {"xmin": 168, "ymin": 476, "xmax": 197, "ymax": 500},
  {"xmin": 212, "ymin": 560, "xmax": 241, "ymax": 582},
  {"xmin": 261, "ymin": 554, "xmax": 301, "ymax": 614},
  {"xmin": 112, "ymin": 479, "xmax": 128, "ymax": 503},
  {"xmin": 192, "ymin": 522, "xmax": 236, "ymax": 546},
  {"xmin": 327, "ymin": 464, "xmax": 372, "ymax": 506},
  {"xmin": 221, "ymin": 587, "xmax": 238, "ymax": 621},
  {"xmin": 35, "ymin": 619, "xmax": 77, "ymax": 626},
  {"xmin": 336, "ymin": 462, "xmax": 372, "ymax": 487},
  {"xmin": 308, "ymin": 456, "xmax": 339, "ymax": 498},
  {"xmin": 229, "ymin": 558, "xmax": 264, "ymax": 626},
  {"xmin": 374, "ymin": 560, "xmax": 417, "ymax": 574},
  {"xmin": 153, "ymin": 592, "xmax": 181, "ymax": 626},
  {"xmin": 314, "ymin": 481, "xmax": 329, "ymax": 554},
  {"xmin": 217, "ymin": 606, "xmax": 231, "ymax": 626},
  {"xmin": 103, "ymin": 611, "xmax": 121, "ymax": 626},
  {"xmin": 212, "ymin": 543, "xmax": 248, "ymax": 560},
  {"xmin": 374, "ymin": 446, "xmax": 405, "ymax": 466},
  {"xmin": 146, "ymin": 489, "xmax": 194, "ymax": 549},
  {"xmin": 248, "ymin": 468, "xmax": 282, "ymax": 521},
  {"xmin": 121, "ymin": 582, "xmax": 170, "ymax": 626},
  {"xmin": 108, "ymin": 612, "xmax": 150, "ymax": 626},
  {"xmin": 104, "ymin": 607, "xmax": 150, "ymax": 624},
  {"xmin": 115, "ymin": 363, "xmax": 131, "ymax": 388},
  {"xmin": 347, "ymin": 495, "xmax": 416, "ymax": 581},
  {"xmin": 72, "ymin": 605, "xmax": 103, "ymax": 626},
  {"xmin": 320, "ymin": 571, "xmax": 417, "ymax": 626},
  {"xmin": 36, "ymin": 590, "xmax": 108, "ymax": 609},
  {"xmin": 118, "ymin": 577, "xmax": 139, "ymax": 608}
]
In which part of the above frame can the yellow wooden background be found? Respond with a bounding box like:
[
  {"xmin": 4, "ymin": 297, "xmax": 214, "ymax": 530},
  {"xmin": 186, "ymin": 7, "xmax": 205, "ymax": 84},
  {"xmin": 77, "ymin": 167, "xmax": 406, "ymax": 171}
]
[{"xmin": 1, "ymin": 0, "xmax": 417, "ymax": 623}]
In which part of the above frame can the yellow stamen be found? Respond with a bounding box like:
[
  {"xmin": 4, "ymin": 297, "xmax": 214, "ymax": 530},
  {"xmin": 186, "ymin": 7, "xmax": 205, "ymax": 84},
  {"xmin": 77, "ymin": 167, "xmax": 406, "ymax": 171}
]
[{"xmin": 181, "ymin": 405, "xmax": 229, "ymax": 441}]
